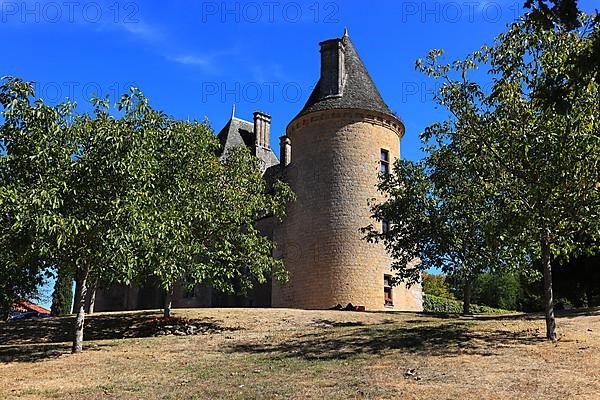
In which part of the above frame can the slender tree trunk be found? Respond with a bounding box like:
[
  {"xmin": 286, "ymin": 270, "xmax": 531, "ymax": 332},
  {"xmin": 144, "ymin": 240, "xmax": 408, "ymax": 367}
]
[
  {"xmin": 86, "ymin": 279, "xmax": 97, "ymax": 314},
  {"xmin": 541, "ymin": 237, "xmax": 557, "ymax": 340},
  {"xmin": 163, "ymin": 288, "xmax": 173, "ymax": 318},
  {"xmin": 463, "ymin": 277, "xmax": 473, "ymax": 315},
  {"xmin": 72, "ymin": 266, "xmax": 89, "ymax": 353}
]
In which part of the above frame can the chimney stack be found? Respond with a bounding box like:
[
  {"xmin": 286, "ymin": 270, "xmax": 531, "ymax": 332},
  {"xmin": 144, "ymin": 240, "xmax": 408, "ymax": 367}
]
[
  {"xmin": 319, "ymin": 38, "xmax": 345, "ymax": 97},
  {"xmin": 279, "ymin": 135, "xmax": 291, "ymax": 167},
  {"xmin": 253, "ymin": 111, "xmax": 271, "ymax": 149}
]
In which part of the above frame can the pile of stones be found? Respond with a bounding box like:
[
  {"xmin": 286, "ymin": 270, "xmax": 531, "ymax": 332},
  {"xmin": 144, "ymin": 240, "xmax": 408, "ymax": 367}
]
[{"xmin": 142, "ymin": 316, "xmax": 222, "ymax": 337}]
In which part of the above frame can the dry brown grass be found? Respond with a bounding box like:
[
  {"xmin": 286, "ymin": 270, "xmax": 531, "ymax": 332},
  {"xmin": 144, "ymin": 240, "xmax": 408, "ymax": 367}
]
[{"xmin": 1, "ymin": 307, "xmax": 599, "ymax": 400}]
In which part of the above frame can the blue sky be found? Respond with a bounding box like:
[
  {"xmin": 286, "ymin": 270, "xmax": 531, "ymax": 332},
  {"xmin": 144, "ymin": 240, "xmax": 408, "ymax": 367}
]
[{"xmin": 2, "ymin": 0, "xmax": 596, "ymax": 307}]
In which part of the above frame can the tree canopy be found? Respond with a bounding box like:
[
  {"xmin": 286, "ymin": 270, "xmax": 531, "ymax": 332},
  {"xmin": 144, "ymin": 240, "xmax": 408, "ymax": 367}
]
[
  {"xmin": 366, "ymin": 10, "xmax": 599, "ymax": 338},
  {"xmin": 0, "ymin": 77, "xmax": 293, "ymax": 351}
]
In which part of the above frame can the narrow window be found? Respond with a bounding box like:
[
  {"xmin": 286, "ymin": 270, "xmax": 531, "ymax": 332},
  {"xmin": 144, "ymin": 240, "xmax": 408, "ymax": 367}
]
[
  {"xmin": 384, "ymin": 274, "xmax": 393, "ymax": 306},
  {"xmin": 380, "ymin": 149, "xmax": 390, "ymax": 174},
  {"xmin": 381, "ymin": 219, "xmax": 390, "ymax": 234}
]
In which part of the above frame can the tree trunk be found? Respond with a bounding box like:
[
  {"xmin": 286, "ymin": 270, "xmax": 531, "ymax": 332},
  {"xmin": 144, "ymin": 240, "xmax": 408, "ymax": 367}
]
[
  {"xmin": 86, "ymin": 279, "xmax": 97, "ymax": 314},
  {"xmin": 541, "ymin": 237, "xmax": 557, "ymax": 340},
  {"xmin": 72, "ymin": 266, "xmax": 89, "ymax": 353},
  {"xmin": 163, "ymin": 288, "xmax": 173, "ymax": 318},
  {"xmin": 463, "ymin": 277, "xmax": 473, "ymax": 315}
]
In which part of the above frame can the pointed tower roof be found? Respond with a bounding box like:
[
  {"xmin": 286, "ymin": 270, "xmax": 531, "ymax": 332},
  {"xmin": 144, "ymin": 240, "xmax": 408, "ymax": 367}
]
[{"xmin": 292, "ymin": 33, "xmax": 396, "ymax": 122}]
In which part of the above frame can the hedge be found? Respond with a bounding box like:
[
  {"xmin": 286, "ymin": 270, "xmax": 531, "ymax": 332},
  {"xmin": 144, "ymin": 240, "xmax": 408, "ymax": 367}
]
[{"xmin": 423, "ymin": 294, "xmax": 514, "ymax": 314}]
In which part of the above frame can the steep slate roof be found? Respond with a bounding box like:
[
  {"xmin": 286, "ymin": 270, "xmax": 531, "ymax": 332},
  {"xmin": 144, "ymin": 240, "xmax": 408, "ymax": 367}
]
[
  {"xmin": 216, "ymin": 116, "xmax": 280, "ymax": 171},
  {"xmin": 216, "ymin": 117, "xmax": 255, "ymax": 155},
  {"xmin": 292, "ymin": 34, "xmax": 396, "ymax": 122}
]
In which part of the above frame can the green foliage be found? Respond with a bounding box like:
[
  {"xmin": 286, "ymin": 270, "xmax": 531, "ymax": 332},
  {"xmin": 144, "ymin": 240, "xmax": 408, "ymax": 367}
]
[
  {"xmin": 422, "ymin": 294, "xmax": 513, "ymax": 314},
  {"xmin": 362, "ymin": 96, "xmax": 524, "ymax": 290},
  {"xmin": 0, "ymin": 260, "xmax": 45, "ymax": 320},
  {"xmin": 414, "ymin": 11, "xmax": 599, "ymax": 338},
  {"xmin": 0, "ymin": 77, "xmax": 293, "ymax": 350},
  {"xmin": 114, "ymin": 91, "xmax": 295, "ymax": 297},
  {"xmin": 447, "ymin": 270, "xmax": 545, "ymax": 312},
  {"xmin": 475, "ymin": 272, "xmax": 522, "ymax": 311},
  {"xmin": 421, "ymin": 272, "xmax": 455, "ymax": 300},
  {"xmin": 51, "ymin": 267, "xmax": 73, "ymax": 316}
]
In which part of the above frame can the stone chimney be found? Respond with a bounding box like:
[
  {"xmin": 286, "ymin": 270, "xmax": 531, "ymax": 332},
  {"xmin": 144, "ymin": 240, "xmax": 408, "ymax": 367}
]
[
  {"xmin": 279, "ymin": 135, "xmax": 291, "ymax": 167},
  {"xmin": 253, "ymin": 111, "xmax": 271, "ymax": 149},
  {"xmin": 319, "ymin": 38, "xmax": 345, "ymax": 97}
]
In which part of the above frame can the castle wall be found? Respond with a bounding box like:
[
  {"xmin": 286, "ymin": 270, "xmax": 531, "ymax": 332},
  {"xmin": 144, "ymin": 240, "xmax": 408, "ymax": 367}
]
[{"xmin": 273, "ymin": 109, "xmax": 422, "ymax": 311}]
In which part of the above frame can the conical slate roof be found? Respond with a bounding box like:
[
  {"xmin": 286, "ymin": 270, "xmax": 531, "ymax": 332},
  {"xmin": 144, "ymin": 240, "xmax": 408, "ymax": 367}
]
[{"xmin": 292, "ymin": 33, "xmax": 396, "ymax": 122}]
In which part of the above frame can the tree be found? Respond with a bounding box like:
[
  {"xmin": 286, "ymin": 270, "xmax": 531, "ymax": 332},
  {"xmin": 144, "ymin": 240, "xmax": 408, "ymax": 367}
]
[
  {"xmin": 421, "ymin": 272, "xmax": 455, "ymax": 300},
  {"xmin": 1, "ymin": 77, "xmax": 294, "ymax": 353},
  {"xmin": 0, "ymin": 78, "xmax": 146, "ymax": 352},
  {"xmin": 119, "ymin": 98, "xmax": 293, "ymax": 317},
  {"xmin": 552, "ymin": 249, "xmax": 600, "ymax": 307},
  {"xmin": 0, "ymin": 77, "xmax": 73, "ymax": 321},
  {"xmin": 363, "ymin": 130, "xmax": 517, "ymax": 313},
  {"xmin": 474, "ymin": 272, "xmax": 522, "ymax": 311},
  {"xmin": 51, "ymin": 266, "xmax": 73, "ymax": 316},
  {"xmin": 0, "ymin": 235, "xmax": 46, "ymax": 320},
  {"xmin": 417, "ymin": 11, "xmax": 599, "ymax": 339}
]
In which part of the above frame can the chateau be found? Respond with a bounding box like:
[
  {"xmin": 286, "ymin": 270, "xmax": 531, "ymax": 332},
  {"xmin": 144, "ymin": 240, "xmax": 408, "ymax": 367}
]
[{"xmin": 95, "ymin": 32, "xmax": 423, "ymax": 312}]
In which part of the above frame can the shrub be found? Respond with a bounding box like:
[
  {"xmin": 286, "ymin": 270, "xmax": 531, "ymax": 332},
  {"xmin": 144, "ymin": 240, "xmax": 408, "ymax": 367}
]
[{"xmin": 423, "ymin": 294, "xmax": 514, "ymax": 314}]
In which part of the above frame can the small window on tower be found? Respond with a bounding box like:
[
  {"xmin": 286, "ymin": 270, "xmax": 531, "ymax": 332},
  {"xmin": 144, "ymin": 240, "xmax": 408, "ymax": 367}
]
[
  {"xmin": 384, "ymin": 274, "xmax": 393, "ymax": 307},
  {"xmin": 380, "ymin": 149, "xmax": 390, "ymax": 174},
  {"xmin": 381, "ymin": 219, "xmax": 390, "ymax": 234}
]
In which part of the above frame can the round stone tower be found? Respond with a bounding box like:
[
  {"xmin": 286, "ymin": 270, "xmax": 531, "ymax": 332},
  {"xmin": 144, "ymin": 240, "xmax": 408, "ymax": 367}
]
[{"xmin": 272, "ymin": 32, "xmax": 423, "ymax": 311}]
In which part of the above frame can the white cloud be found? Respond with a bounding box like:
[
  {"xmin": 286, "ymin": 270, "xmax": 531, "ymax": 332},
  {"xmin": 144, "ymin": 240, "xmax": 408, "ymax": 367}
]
[
  {"xmin": 113, "ymin": 20, "xmax": 164, "ymax": 42},
  {"xmin": 167, "ymin": 48, "xmax": 240, "ymax": 74},
  {"xmin": 169, "ymin": 55, "xmax": 212, "ymax": 66}
]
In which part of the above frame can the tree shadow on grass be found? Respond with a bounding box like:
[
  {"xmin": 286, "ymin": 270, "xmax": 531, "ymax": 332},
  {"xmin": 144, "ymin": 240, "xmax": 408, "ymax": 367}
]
[
  {"xmin": 312, "ymin": 319, "xmax": 365, "ymax": 328},
  {"xmin": 229, "ymin": 321, "xmax": 543, "ymax": 361},
  {"xmin": 0, "ymin": 342, "xmax": 116, "ymax": 363},
  {"xmin": 0, "ymin": 311, "xmax": 234, "ymax": 362},
  {"xmin": 554, "ymin": 306, "xmax": 600, "ymax": 319},
  {"xmin": 0, "ymin": 311, "xmax": 158, "ymax": 347}
]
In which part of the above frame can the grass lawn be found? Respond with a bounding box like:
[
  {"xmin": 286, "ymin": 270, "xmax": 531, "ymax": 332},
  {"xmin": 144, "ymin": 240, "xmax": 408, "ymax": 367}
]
[{"xmin": 1, "ymin": 307, "xmax": 599, "ymax": 399}]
